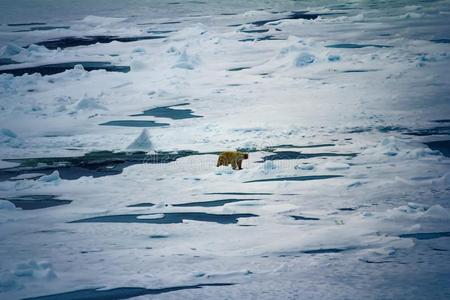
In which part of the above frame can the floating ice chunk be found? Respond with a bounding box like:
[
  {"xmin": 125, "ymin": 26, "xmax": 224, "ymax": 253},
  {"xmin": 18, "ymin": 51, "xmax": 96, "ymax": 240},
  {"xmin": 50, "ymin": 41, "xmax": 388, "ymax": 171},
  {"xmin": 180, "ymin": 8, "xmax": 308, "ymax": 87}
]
[
  {"xmin": 383, "ymin": 202, "xmax": 449, "ymax": 221},
  {"xmin": 27, "ymin": 44, "xmax": 49, "ymax": 53},
  {"xmin": 407, "ymin": 202, "xmax": 428, "ymax": 211},
  {"xmin": 3, "ymin": 44, "xmax": 55, "ymax": 62},
  {"xmin": 74, "ymin": 96, "xmax": 108, "ymax": 111},
  {"xmin": 24, "ymin": 44, "xmax": 54, "ymax": 58},
  {"xmin": 295, "ymin": 163, "xmax": 315, "ymax": 171},
  {"xmin": 137, "ymin": 214, "xmax": 164, "ymax": 220},
  {"xmin": 420, "ymin": 205, "xmax": 450, "ymax": 220},
  {"xmin": 59, "ymin": 64, "xmax": 89, "ymax": 78},
  {"xmin": 79, "ymin": 15, "xmax": 126, "ymax": 27},
  {"xmin": 127, "ymin": 129, "xmax": 153, "ymax": 151},
  {"xmin": 0, "ymin": 43, "xmax": 23, "ymax": 58},
  {"xmin": 0, "ymin": 128, "xmax": 20, "ymax": 146},
  {"xmin": 0, "ymin": 128, "xmax": 17, "ymax": 139},
  {"xmin": 0, "ymin": 200, "xmax": 16, "ymax": 210},
  {"xmin": 14, "ymin": 260, "xmax": 57, "ymax": 279},
  {"xmin": 73, "ymin": 64, "xmax": 84, "ymax": 71},
  {"xmin": 295, "ymin": 52, "xmax": 315, "ymax": 67},
  {"xmin": 392, "ymin": 202, "xmax": 428, "ymax": 214},
  {"xmin": 323, "ymin": 162, "xmax": 350, "ymax": 171},
  {"xmin": 38, "ymin": 171, "xmax": 60, "ymax": 182}
]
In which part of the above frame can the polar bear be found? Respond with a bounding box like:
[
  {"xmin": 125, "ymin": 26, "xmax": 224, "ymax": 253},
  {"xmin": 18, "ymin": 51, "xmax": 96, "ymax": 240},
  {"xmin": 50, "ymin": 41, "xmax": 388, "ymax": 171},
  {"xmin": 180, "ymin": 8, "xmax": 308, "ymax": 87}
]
[{"xmin": 217, "ymin": 151, "xmax": 249, "ymax": 170}]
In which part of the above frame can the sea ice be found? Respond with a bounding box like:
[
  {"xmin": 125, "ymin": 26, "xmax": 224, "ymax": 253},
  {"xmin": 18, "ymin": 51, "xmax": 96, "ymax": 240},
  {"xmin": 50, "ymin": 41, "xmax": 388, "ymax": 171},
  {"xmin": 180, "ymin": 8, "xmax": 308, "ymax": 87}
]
[
  {"xmin": 127, "ymin": 128, "xmax": 153, "ymax": 151},
  {"xmin": 37, "ymin": 171, "xmax": 60, "ymax": 182}
]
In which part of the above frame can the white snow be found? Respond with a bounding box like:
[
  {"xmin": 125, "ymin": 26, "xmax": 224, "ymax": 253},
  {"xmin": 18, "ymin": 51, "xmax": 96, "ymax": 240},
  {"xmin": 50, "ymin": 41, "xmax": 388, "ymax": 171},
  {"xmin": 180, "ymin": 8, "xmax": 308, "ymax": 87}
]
[{"xmin": 0, "ymin": 0, "xmax": 450, "ymax": 299}]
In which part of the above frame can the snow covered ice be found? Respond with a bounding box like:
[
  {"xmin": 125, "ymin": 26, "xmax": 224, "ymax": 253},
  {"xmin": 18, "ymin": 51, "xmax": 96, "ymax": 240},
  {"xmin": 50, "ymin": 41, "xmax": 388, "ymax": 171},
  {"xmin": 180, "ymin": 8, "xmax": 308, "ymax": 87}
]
[{"xmin": 0, "ymin": 0, "xmax": 450, "ymax": 299}]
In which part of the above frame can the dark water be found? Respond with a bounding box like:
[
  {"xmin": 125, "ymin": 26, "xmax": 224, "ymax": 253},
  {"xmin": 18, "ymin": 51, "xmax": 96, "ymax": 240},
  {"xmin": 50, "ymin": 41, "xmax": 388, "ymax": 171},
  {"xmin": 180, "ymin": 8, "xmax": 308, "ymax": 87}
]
[
  {"xmin": 173, "ymin": 198, "xmax": 260, "ymax": 207},
  {"xmin": 338, "ymin": 207, "xmax": 356, "ymax": 211},
  {"xmin": 326, "ymin": 43, "xmax": 392, "ymax": 48},
  {"xmin": 24, "ymin": 283, "xmax": 234, "ymax": 300},
  {"xmin": 267, "ymin": 144, "xmax": 336, "ymax": 150},
  {"xmin": 146, "ymin": 30, "xmax": 175, "ymax": 34},
  {"xmin": 0, "ymin": 62, "xmax": 130, "ymax": 76},
  {"xmin": 131, "ymin": 103, "xmax": 202, "ymax": 119},
  {"xmin": 240, "ymin": 29, "xmax": 269, "ymax": 33},
  {"xmin": 405, "ymin": 126, "xmax": 450, "ymax": 136},
  {"xmin": 227, "ymin": 66, "xmax": 252, "ymax": 71},
  {"xmin": 246, "ymin": 11, "xmax": 327, "ymax": 27},
  {"xmin": 279, "ymin": 247, "xmax": 350, "ymax": 257},
  {"xmin": 204, "ymin": 192, "xmax": 273, "ymax": 195},
  {"xmin": 430, "ymin": 39, "xmax": 450, "ymax": 43},
  {"xmin": 2, "ymin": 195, "xmax": 71, "ymax": 210},
  {"xmin": 342, "ymin": 69, "xmax": 379, "ymax": 73},
  {"xmin": 259, "ymin": 151, "xmax": 356, "ymax": 161},
  {"xmin": 359, "ymin": 259, "xmax": 394, "ymax": 264},
  {"xmin": 235, "ymin": 144, "xmax": 336, "ymax": 154},
  {"xmin": 290, "ymin": 215, "xmax": 320, "ymax": 221},
  {"xmin": 14, "ymin": 26, "xmax": 70, "ymax": 32},
  {"xmin": 302, "ymin": 248, "xmax": 348, "ymax": 254},
  {"xmin": 346, "ymin": 125, "xmax": 450, "ymax": 136},
  {"xmin": 399, "ymin": 232, "xmax": 450, "ymax": 240},
  {"xmin": 160, "ymin": 21, "xmax": 182, "ymax": 24},
  {"xmin": 35, "ymin": 35, "xmax": 167, "ymax": 49},
  {"xmin": 0, "ymin": 58, "xmax": 19, "ymax": 66},
  {"xmin": 8, "ymin": 22, "xmax": 46, "ymax": 26},
  {"xmin": 244, "ymin": 175, "xmax": 343, "ymax": 183},
  {"xmin": 99, "ymin": 120, "xmax": 169, "ymax": 127},
  {"xmin": 0, "ymin": 150, "xmax": 198, "ymax": 181},
  {"xmin": 347, "ymin": 125, "xmax": 404, "ymax": 133},
  {"xmin": 424, "ymin": 140, "xmax": 450, "ymax": 157},
  {"xmin": 0, "ymin": 162, "xmax": 133, "ymax": 181},
  {"xmin": 70, "ymin": 212, "xmax": 258, "ymax": 224},
  {"xmin": 239, "ymin": 35, "xmax": 284, "ymax": 42},
  {"xmin": 149, "ymin": 235, "xmax": 169, "ymax": 239},
  {"xmin": 127, "ymin": 202, "xmax": 155, "ymax": 207}
]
